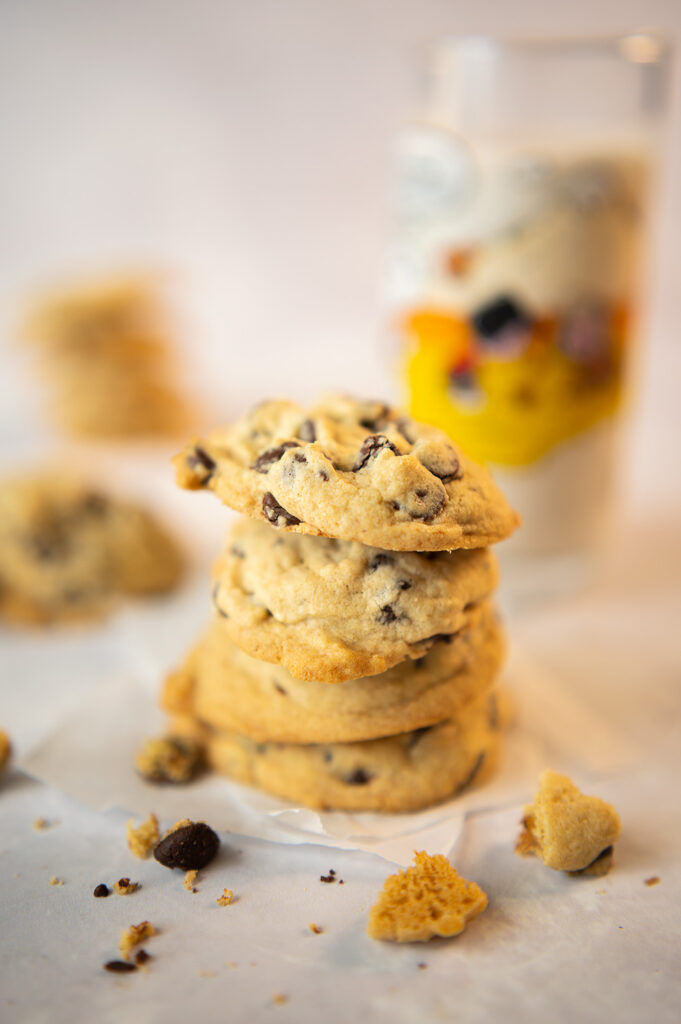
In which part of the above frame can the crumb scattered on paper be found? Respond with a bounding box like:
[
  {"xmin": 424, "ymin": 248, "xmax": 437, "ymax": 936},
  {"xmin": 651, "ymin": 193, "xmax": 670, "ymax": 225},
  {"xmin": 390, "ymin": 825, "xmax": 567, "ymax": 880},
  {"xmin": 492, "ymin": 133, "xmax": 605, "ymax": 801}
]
[
  {"xmin": 645, "ymin": 876, "xmax": 661, "ymax": 887},
  {"xmin": 119, "ymin": 921, "xmax": 156, "ymax": 961},
  {"xmin": 33, "ymin": 817, "xmax": 52, "ymax": 831},
  {"xmin": 126, "ymin": 813, "xmax": 160, "ymax": 859},
  {"xmin": 184, "ymin": 869, "xmax": 198, "ymax": 892},
  {"xmin": 114, "ymin": 877, "xmax": 140, "ymax": 895},
  {"xmin": 0, "ymin": 730, "xmax": 11, "ymax": 775},
  {"xmin": 308, "ymin": 923, "xmax": 323, "ymax": 934},
  {"xmin": 49, "ymin": 876, "xmax": 64, "ymax": 886},
  {"xmin": 217, "ymin": 888, "xmax": 234, "ymax": 907},
  {"xmin": 272, "ymin": 994, "xmax": 288, "ymax": 1006}
]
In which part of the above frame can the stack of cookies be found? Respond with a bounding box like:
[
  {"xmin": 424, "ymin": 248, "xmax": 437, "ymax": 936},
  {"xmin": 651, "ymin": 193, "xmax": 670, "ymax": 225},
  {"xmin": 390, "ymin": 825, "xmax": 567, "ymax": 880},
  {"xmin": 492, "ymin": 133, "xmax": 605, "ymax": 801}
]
[
  {"xmin": 162, "ymin": 396, "xmax": 518, "ymax": 812},
  {"xmin": 24, "ymin": 275, "xmax": 191, "ymax": 438}
]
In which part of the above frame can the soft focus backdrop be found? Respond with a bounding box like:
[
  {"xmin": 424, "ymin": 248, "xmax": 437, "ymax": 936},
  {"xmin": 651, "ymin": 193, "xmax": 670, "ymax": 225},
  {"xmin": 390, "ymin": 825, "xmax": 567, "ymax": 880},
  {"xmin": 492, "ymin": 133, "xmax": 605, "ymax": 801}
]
[{"xmin": 1, "ymin": 0, "xmax": 680, "ymax": 523}]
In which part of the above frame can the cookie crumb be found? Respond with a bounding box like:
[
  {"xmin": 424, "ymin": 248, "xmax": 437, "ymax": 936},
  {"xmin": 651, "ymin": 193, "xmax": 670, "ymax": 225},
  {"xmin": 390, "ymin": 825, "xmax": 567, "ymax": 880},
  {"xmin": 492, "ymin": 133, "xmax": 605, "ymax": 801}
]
[
  {"xmin": 33, "ymin": 817, "xmax": 52, "ymax": 831},
  {"xmin": 126, "ymin": 813, "xmax": 160, "ymax": 860},
  {"xmin": 367, "ymin": 852, "xmax": 487, "ymax": 943},
  {"xmin": 0, "ymin": 730, "xmax": 11, "ymax": 775},
  {"xmin": 272, "ymin": 994, "xmax": 288, "ymax": 1006},
  {"xmin": 645, "ymin": 876, "xmax": 661, "ymax": 887},
  {"xmin": 135, "ymin": 735, "xmax": 204, "ymax": 784},
  {"xmin": 49, "ymin": 876, "xmax": 64, "ymax": 886},
  {"xmin": 226, "ymin": 961, "xmax": 237, "ymax": 968},
  {"xmin": 217, "ymin": 888, "xmax": 234, "ymax": 907},
  {"xmin": 516, "ymin": 771, "xmax": 621, "ymax": 874},
  {"xmin": 119, "ymin": 921, "xmax": 156, "ymax": 961},
  {"xmin": 114, "ymin": 877, "xmax": 140, "ymax": 895},
  {"xmin": 198, "ymin": 970, "xmax": 216, "ymax": 978},
  {"xmin": 320, "ymin": 874, "xmax": 335, "ymax": 883},
  {"xmin": 104, "ymin": 960, "xmax": 137, "ymax": 974},
  {"xmin": 93, "ymin": 883, "xmax": 110, "ymax": 898},
  {"xmin": 184, "ymin": 869, "xmax": 198, "ymax": 892},
  {"xmin": 308, "ymin": 923, "xmax": 323, "ymax": 934},
  {"xmin": 418, "ymin": 963, "xmax": 427, "ymax": 970},
  {"xmin": 135, "ymin": 949, "xmax": 151, "ymax": 965}
]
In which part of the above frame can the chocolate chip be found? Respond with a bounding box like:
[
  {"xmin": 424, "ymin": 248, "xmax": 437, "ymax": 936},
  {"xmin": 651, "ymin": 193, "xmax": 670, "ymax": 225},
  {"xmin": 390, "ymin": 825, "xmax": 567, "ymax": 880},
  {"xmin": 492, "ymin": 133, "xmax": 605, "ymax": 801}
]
[
  {"xmin": 406, "ymin": 487, "xmax": 446, "ymax": 522},
  {"xmin": 93, "ymin": 884, "xmax": 110, "ymax": 898},
  {"xmin": 377, "ymin": 604, "xmax": 398, "ymax": 625},
  {"xmin": 154, "ymin": 822, "xmax": 220, "ymax": 871},
  {"xmin": 423, "ymin": 552, "xmax": 440, "ymax": 561},
  {"xmin": 212, "ymin": 581, "xmax": 228, "ymax": 617},
  {"xmin": 293, "ymin": 453, "xmax": 307, "ymax": 464},
  {"xmin": 417, "ymin": 445, "xmax": 462, "ymax": 483},
  {"xmin": 298, "ymin": 419, "xmax": 316, "ymax": 443},
  {"xmin": 396, "ymin": 579, "xmax": 412, "ymax": 590},
  {"xmin": 134, "ymin": 950, "xmax": 151, "ymax": 965},
  {"xmin": 273, "ymin": 682, "xmax": 287, "ymax": 696},
  {"xmin": 368, "ymin": 553, "xmax": 393, "ymax": 572},
  {"xmin": 230, "ymin": 545, "xmax": 245, "ymax": 559},
  {"xmin": 186, "ymin": 446, "xmax": 216, "ymax": 483},
  {"xmin": 395, "ymin": 416, "xmax": 416, "ymax": 444},
  {"xmin": 318, "ymin": 469, "xmax": 329, "ymax": 481},
  {"xmin": 352, "ymin": 434, "xmax": 399, "ymax": 471},
  {"xmin": 104, "ymin": 961, "xmax": 137, "ymax": 973},
  {"xmin": 78, "ymin": 492, "xmax": 110, "ymax": 517},
  {"xmin": 359, "ymin": 403, "xmax": 389, "ymax": 430},
  {"xmin": 262, "ymin": 492, "xmax": 301, "ymax": 527},
  {"xmin": 251, "ymin": 442, "xmax": 299, "ymax": 473},
  {"xmin": 320, "ymin": 874, "xmax": 336, "ymax": 883},
  {"xmin": 346, "ymin": 768, "xmax": 373, "ymax": 786},
  {"xmin": 323, "ymin": 749, "xmax": 333, "ymax": 764}
]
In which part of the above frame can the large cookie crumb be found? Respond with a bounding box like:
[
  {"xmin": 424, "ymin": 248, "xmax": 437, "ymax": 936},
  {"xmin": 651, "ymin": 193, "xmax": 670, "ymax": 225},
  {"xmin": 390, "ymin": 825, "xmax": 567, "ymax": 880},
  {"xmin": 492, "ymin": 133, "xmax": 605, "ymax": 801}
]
[
  {"xmin": 126, "ymin": 813, "xmax": 160, "ymax": 859},
  {"xmin": 515, "ymin": 770, "xmax": 621, "ymax": 874},
  {"xmin": 0, "ymin": 731, "xmax": 11, "ymax": 775},
  {"xmin": 135, "ymin": 736, "xmax": 204, "ymax": 784},
  {"xmin": 119, "ymin": 921, "xmax": 156, "ymax": 961},
  {"xmin": 216, "ymin": 888, "xmax": 234, "ymax": 907},
  {"xmin": 367, "ymin": 851, "xmax": 488, "ymax": 942}
]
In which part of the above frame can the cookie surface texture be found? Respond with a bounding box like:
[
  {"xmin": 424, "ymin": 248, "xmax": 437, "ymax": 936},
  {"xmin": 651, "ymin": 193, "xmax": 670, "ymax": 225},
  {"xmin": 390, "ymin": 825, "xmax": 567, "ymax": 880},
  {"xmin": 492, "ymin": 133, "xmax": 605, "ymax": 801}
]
[
  {"xmin": 174, "ymin": 395, "xmax": 519, "ymax": 550},
  {"xmin": 210, "ymin": 518, "xmax": 498, "ymax": 682}
]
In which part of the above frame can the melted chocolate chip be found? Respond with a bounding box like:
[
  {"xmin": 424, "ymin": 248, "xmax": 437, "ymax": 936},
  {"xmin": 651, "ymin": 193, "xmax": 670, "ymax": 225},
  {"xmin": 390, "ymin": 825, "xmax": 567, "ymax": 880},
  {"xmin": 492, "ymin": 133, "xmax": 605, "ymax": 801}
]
[
  {"xmin": 298, "ymin": 419, "xmax": 316, "ymax": 443},
  {"xmin": 395, "ymin": 417, "xmax": 415, "ymax": 443},
  {"xmin": 318, "ymin": 469, "xmax": 329, "ymax": 481},
  {"xmin": 346, "ymin": 768, "xmax": 373, "ymax": 786},
  {"xmin": 262, "ymin": 493, "xmax": 301, "ymax": 527},
  {"xmin": 418, "ymin": 446, "xmax": 462, "ymax": 483},
  {"xmin": 186, "ymin": 446, "xmax": 216, "ymax": 483},
  {"xmin": 293, "ymin": 453, "xmax": 307, "ymax": 464},
  {"xmin": 359, "ymin": 404, "xmax": 389, "ymax": 430},
  {"xmin": 154, "ymin": 821, "xmax": 220, "ymax": 871},
  {"xmin": 408, "ymin": 488, "xmax": 446, "ymax": 522},
  {"xmin": 352, "ymin": 434, "xmax": 399, "ymax": 471},
  {"xmin": 251, "ymin": 442, "xmax": 299, "ymax": 473},
  {"xmin": 93, "ymin": 884, "xmax": 110, "ymax": 898},
  {"xmin": 211, "ymin": 581, "xmax": 228, "ymax": 617},
  {"xmin": 377, "ymin": 604, "xmax": 398, "ymax": 625},
  {"xmin": 104, "ymin": 961, "xmax": 137, "ymax": 973},
  {"xmin": 134, "ymin": 950, "xmax": 151, "ymax": 965},
  {"xmin": 368, "ymin": 553, "xmax": 393, "ymax": 572},
  {"xmin": 454, "ymin": 752, "xmax": 485, "ymax": 795}
]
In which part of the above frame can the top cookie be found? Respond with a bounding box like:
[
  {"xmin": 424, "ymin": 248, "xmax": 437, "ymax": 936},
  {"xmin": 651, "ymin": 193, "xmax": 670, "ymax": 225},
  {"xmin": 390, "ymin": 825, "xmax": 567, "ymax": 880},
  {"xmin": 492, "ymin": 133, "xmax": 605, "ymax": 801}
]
[{"xmin": 174, "ymin": 395, "xmax": 519, "ymax": 551}]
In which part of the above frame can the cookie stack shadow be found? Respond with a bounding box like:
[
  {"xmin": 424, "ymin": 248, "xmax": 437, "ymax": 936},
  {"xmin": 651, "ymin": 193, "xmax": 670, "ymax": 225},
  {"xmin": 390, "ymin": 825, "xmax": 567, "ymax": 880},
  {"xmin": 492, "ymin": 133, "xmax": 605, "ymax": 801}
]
[{"xmin": 161, "ymin": 397, "xmax": 518, "ymax": 812}]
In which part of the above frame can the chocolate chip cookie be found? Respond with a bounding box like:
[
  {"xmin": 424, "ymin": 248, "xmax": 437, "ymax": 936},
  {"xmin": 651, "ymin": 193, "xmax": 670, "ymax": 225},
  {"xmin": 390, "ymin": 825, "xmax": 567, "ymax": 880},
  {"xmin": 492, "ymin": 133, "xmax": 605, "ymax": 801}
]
[
  {"xmin": 169, "ymin": 690, "xmax": 502, "ymax": 812},
  {"xmin": 163, "ymin": 602, "xmax": 504, "ymax": 743},
  {"xmin": 210, "ymin": 517, "xmax": 498, "ymax": 682},
  {"xmin": 0, "ymin": 474, "xmax": 183, "ymax": 624},
  {"xmin": 174, "ymin": 396, "xmax": 519, "ymax": 550}
]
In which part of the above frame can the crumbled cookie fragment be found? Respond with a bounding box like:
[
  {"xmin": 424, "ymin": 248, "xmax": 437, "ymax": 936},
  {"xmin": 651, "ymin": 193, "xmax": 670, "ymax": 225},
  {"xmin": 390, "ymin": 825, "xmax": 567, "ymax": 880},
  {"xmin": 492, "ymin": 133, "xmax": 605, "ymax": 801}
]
[
  {"xmin": 93, "ymin": 883, "xmax": 110, "ymax": 898},
  {"xmin": 308, "ymin": 923, "xmax": 323, "ymax": 934},
  {"xmin": 272, "ymin": 994, "xmax": 288, "ymax": 1006},
  {"xmin": 126, "ymin": 813, "xmax": 160, "ymax": 859},
  {"xmin": 184, "ymin": 869, "xmax": 198, "ymax": 892},
  {"xmin": 119, "ymin": 921, "xmax": 156, "ymax": 961},
  {"xmin": 135, "ymin": 735, "xmax": 204, "ymax": 784},
  {"xmin": 216, "ymin": 888, "xmax": 234, "ymax": 907},
  {"xmin": 0, "ymin": 730, "xmax": 11, "ymax": 775},
  {"xmin": 515, "ymin": 771, "xmax": 621, "ymax": 874},
  {"xmin": 33, "ymin": 817, "xmax": 51, "ymax": 831},
  {"xmin": 154, "ymin": 820, "xmax": 220, "ymax": 870},
  {"xmin": 49, "ymin": 876, "xmax": 64, "ymax": 887},
  {"xmin": 645, "ymin": 876, "xmax": 661, "ymax": 887},
  {"xmin": 367, "ymin": 851, "xmax": 488, "ymax": 943},
  {"xmin": 114, "ymin": 877, "xmax": 140, "ymax": 895}
]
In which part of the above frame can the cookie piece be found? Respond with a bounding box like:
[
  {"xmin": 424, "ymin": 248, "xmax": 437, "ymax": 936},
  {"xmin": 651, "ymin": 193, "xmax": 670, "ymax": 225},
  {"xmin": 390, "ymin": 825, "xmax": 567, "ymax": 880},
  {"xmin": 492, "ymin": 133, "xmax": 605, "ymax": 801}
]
[
  {"xmin": 163, "ymin": 602, "xmax": 504, "ymax": 743},
  {"xmin": 0, "ymin": 475, "xmax": 183, "ymax": 624},
  {"xmin": 168, "ymin": 691, "xmax": 502, "ymax": 812},
  {"xmin": 367, "ymin": 852, "xmax": 488, "ymax": 942},
  {"xmin": 210, "ymin": 518, "xmax": 498, "ymax": 683},
  {"xmin": 174, "ymin": 396, "xmax": 518, "ymax": 551},
  {"xmin": 515, "ymin": 771, "xmax": 621, "ymax": 873}
]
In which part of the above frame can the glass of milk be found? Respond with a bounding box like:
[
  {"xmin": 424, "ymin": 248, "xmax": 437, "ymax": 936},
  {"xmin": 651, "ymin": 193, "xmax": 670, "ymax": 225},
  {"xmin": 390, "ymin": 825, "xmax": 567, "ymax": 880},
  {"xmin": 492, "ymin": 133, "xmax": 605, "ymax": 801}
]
[{"xmin": 388, "ymin": 34, "xmax": 671, "ymax": 601}]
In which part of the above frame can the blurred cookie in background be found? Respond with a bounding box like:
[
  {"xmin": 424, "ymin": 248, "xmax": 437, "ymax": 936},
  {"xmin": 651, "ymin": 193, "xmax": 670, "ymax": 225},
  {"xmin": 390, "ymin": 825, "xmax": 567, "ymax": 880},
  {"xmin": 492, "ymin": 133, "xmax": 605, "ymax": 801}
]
[
  {"xmin": 23, "ymin": 273, "xmax": 194, "ymax": 438},
  {"xmin": 0, "ymin": 473, "xmax": 184, "ymax": 625}
]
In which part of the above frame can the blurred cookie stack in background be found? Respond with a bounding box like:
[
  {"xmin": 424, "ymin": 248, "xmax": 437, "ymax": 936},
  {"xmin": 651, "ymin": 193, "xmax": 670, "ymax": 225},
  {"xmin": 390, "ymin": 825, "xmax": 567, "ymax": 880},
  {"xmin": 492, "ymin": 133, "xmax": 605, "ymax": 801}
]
[
  {"xmin": 157, "ymin": 396, "xmax": 518, "ymax": 812},
  {"xmin": 23, "ymin": 274, "xmax": 193, "ymax": 438}
]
